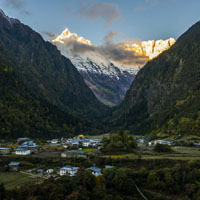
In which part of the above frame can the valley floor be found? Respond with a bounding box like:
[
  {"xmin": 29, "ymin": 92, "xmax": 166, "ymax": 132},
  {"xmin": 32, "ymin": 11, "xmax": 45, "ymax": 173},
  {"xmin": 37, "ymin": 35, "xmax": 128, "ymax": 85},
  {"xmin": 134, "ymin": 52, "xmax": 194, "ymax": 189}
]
[
  {"xmin": 107, "ymin": 146, "xmax": 200, "ymax": 161},
  {"xmin": 1, "ymin": 144, "xmax": 200, "ymax": 199}
]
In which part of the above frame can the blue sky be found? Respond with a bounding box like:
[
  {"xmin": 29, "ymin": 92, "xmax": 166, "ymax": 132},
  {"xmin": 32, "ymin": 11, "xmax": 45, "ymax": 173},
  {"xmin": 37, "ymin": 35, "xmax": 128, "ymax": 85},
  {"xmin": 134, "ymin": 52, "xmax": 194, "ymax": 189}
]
[{"xmin": 0, "ymin": 0, "xmax": 200, "ymax": 45}]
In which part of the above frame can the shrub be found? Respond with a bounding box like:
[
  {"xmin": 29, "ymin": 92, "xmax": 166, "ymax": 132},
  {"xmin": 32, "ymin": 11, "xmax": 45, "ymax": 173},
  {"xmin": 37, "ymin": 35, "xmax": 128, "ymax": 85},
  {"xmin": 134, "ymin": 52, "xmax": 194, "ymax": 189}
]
[{"xmin": 154, "ymin": 143, "xmax": 172, "ymax": 153}]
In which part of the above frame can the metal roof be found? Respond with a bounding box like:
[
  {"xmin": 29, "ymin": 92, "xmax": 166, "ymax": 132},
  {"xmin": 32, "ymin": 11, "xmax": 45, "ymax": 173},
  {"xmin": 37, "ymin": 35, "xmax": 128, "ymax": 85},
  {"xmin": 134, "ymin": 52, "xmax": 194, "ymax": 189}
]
[
  {"xmin": 9, "ymin": 162, "xmax": 20, "ymax": 166},
  {"xmin": 87, "ymin": 167, "xmax": 101, "ymax": 172},
  {"xmin": 0, "ymin": 147, "xmax": 9, "ymax": 150},
  {"xmin": 16, "ymin": 148, "xmax": 29, "ymax": 151},
  {"xmin": 61, "ymin": 166, "xmax": 79, "ymax": 171}
]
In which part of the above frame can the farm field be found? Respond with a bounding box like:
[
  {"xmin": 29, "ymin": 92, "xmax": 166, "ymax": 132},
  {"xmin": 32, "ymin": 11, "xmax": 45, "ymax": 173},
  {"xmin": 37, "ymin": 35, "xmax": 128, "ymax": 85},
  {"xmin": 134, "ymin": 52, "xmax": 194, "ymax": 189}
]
[
  {"xmin": 0, "ymin": 172, "xmax": 43, "ymax": 189},
  {"xmin": 107, "ymin": 146, "xmax": 200, "ymax": 160}
]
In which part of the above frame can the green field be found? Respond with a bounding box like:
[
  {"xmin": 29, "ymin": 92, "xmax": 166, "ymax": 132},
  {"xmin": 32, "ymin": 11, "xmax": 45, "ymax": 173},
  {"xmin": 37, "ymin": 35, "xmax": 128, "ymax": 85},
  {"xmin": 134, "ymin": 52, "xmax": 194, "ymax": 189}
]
[
  {"xmin": 32, "ymin": 151, "xmax": 61, "ymax": 159},
  {"xmin": 0, "ymin": 172, "xmax": 43, "ymax": 189},
  {"xmin": 106, "ymin": 146, "xmax": 200, "ymax": 160},
  {"xmin": 87, "ymin": 133, "xmax": 111, "ymax": 139},
  {"xmin": 167, "ymin": 134, "xmax": 200, "ymax": 142},
  {"xmin": 82, "ymin": 148, "xmax": 94, "ymax": 153}
]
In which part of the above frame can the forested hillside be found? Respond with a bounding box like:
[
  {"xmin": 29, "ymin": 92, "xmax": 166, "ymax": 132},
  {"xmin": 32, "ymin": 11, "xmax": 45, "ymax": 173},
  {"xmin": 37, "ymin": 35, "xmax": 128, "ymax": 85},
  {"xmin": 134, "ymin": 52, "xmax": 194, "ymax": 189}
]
[
  {"xmin": 0, "ymin": 10, "xmax": 107, "ymax": 138},
  {"xmin": 111, "ymin": 21, "xmax": 200, "ymax": 137}
]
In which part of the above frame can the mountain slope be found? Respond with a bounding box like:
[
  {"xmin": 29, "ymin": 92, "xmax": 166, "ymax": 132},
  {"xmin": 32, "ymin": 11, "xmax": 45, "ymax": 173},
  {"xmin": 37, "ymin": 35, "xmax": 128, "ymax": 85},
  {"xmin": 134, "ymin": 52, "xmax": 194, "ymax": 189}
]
[
  {"xmin": 52, "ymin": 29, "xmax": 175, "ymax": 106},
  {"xmin": 0, "ymin": 63, "xmax": 84, "ymax": 139},
  {"xmin": 111, "ymin": 21, "xmax": 200, "ymax": 137},
  {"xmin": 0, "ymin": 10, "xmax": 107, "ymax": 138},
  {"xmin": 0, "ymin": 10, "xmax": 107, "ymax": 119}
]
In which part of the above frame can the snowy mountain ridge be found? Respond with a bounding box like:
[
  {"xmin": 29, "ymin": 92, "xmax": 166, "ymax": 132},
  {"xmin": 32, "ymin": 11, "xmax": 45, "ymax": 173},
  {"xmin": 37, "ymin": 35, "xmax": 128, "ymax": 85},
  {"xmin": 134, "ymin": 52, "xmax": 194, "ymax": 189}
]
[
  {"xmin": 51, "ymin": 28, "xmax": 175, "ymax": 106},
  {"xmin": 52, "ymin": 28, "xmax": 140, "ymax": 77}
]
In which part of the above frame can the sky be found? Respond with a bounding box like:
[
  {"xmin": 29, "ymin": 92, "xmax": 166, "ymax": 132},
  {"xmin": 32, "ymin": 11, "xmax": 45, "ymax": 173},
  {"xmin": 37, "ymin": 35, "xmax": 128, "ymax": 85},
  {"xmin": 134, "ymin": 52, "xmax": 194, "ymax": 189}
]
[{"xmin": 0, "ymin": 0, "xmax": 200, "ymax": 45}]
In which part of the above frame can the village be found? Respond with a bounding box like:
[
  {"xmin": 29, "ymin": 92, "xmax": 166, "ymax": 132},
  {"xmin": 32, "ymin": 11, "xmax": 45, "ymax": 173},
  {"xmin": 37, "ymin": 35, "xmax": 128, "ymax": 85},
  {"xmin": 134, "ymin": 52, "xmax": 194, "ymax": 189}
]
[
  {"xmin": 1, "ymin": 133, "xmax": 200, "ymax": 183},
  {"xmin": 2, "ymin": 133, "xmax": 200, "ymax": 200},
  {"xmin": 0, "ymin": 135, "xmax": 106, "ymax": 179}
]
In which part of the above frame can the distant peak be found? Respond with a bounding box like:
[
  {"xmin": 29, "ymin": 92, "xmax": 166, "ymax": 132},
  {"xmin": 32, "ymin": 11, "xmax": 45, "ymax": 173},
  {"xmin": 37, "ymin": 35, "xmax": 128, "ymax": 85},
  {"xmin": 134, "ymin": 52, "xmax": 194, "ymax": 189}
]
[
  {"xmin": 0, "ymin": 9, "xmax": 6, "ymax": 16},
  {"xmin": 0, "ymin": 8, "xmax": 19, "ymax": 25},
  {"xmin": 0, "ymin": 9, "xmax": 13, "ymax": 25},
  {"xmin": 125, "ymin": 38, "xmax": 176, "ymax": 60},
  {"xmin": 52, "ymin": 28, "xmax": 93, "ymax": 46},
  {"xmin": 60, "ymin": 28, "xmax": 75, "ymax": 39},
  {"xmin": 0, "ymin": 9, "xmax": 9, "ymax": 20}
]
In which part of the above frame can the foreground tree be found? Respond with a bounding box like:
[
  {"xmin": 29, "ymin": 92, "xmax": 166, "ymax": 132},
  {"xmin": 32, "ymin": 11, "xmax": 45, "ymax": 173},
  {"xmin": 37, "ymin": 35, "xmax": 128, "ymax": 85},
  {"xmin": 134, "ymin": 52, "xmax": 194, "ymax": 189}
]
[
  {"xmin": 102, "ymin": 130, "xmax": 137, "ymax": 154},
  {"xmin": 0, "ymin": 183, "xmax": 6, "ymax": 200}
]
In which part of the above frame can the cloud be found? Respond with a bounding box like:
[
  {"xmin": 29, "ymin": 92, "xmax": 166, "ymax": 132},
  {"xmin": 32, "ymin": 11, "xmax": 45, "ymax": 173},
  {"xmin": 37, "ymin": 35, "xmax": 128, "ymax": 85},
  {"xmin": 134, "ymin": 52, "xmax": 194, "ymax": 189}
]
[
  {"xmin": 52, "ymin": 29, "xmax": 147, "ymax": 66},
  {"xmin": 79, "ymin": 2, "xmax": 120, "ymax": 25},
  {"xmin": 104, "ymin": 32, "xmax": 119, "ymax": 43},
  {"xmin": 3, "ymin": 0, "xmax": 29, "ymax": 15},
  {"xmin": 53, "ymin": 36, "xmax": 95, "ymax": 54},
  {"xmin": 43, "ymin": 31, "xmax": 58, "ymax": 39},
  {"xmin": 68, "ymin": 41, "xmax": 96, "ymax": 53},
  {"xmin": 57, "ymin": 38, "xmax": 147, "ymax": 66},
  {"xmin": 98, "ymin": 42, "xmax": 148, "ymax": 66}
]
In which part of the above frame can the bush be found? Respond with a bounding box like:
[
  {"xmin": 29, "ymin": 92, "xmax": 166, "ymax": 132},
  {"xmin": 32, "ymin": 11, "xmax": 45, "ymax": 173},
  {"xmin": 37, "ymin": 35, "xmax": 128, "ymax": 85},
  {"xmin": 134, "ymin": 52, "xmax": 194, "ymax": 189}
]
[{"xmin": 154, "ymin": 143, "xmax": 172, "ymax": 153}]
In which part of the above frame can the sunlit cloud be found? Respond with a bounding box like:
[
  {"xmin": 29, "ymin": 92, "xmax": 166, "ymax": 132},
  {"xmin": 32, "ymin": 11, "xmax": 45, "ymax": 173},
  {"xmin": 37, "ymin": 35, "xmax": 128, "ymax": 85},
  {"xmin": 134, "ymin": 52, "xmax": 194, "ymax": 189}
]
[{"xmin": 98, "ymin": 43, "xmax": 147, "ymax": 66}]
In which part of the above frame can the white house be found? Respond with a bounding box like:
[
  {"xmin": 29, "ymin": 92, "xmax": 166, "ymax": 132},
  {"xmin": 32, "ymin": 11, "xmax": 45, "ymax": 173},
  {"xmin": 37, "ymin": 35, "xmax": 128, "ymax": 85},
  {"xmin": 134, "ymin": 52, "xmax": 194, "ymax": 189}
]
[
  {"xmin": 15, "ymin": 148, "xmax": 31, "ymax": 155},
  {"xmin": 0, "ymin": 147, "xmax": 10, "ymax": 154},
  {"xmin": 21, "ymin": 140, "xmax": 38, "ymax": 149},
  {"xmin": 8, "ymin": 162, "xmax": 20, "ymax": 171},
  {"xmin": 47, "ymin": 169, "xmax": 54, "ymax": 174},
  {"xmin": 90, "ymin": 139, "xmax": 101, "ymax": 147},
  {"xmin": 60, "ymin": 166, "xmax": 79, "ymax": 176},
  {"xmin": 51, "ymin": 139, "xmax": 59, "ymax": 144},
  {"xmin": 149, "ymin": 140, "xmax": 174, "ymax": 146},
  {"xmin": 87, "ymin": 167, "xmax": 102, "ymax": 176},
  {"xmin": 71, "ymin": 141, "xmax": 79, "ymax": 147},
  {"xmin": 61, "ymin": 150, "xmax": 87, "ymax": 158},
  {"xmin": 82, "ymin": 139, "xmax": 91, "ymax": 147}
]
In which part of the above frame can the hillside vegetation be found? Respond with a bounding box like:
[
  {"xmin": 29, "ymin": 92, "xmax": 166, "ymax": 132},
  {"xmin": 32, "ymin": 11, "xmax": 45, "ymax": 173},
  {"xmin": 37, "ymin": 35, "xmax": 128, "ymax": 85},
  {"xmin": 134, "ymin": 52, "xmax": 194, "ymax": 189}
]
[
  {"xmin": 111, "ymin": 21, "xmax": 200, "ymax": 137},
  {"xmin": 0, "ymin": 11, "xmax": 107, "ymax": 138}
]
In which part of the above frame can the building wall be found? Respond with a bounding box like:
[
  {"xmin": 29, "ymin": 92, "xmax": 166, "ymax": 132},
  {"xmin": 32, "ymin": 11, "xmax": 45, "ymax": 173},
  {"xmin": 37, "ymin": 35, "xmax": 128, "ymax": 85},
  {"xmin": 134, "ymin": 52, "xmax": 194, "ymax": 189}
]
[
  {"xmin": 0, "ymin": 149, "xmax": 10, "ymax": 154},
  {"xmin": 16, "ymin": 150, "xmax": 31, "ymax": 155}
]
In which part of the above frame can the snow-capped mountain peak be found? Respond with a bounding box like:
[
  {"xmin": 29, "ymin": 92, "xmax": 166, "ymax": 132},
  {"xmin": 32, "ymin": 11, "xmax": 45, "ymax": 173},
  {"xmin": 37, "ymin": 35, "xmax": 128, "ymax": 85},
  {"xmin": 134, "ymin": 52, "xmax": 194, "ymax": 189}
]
[
  {"xmin": 124, "ymin": 38, "xmax": 176, "ymax": 60},
  {"xmin": 52, "ymin": 28, "xmax": 93, "ymax": 46}
]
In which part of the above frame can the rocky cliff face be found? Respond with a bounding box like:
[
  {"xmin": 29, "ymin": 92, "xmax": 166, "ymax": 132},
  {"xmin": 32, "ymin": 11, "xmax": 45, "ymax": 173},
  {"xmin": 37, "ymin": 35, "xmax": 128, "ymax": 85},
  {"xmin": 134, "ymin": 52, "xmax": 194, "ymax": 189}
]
[{"xmin": 52, "ymin": 28, "xmax": 175, "ymax": 106}]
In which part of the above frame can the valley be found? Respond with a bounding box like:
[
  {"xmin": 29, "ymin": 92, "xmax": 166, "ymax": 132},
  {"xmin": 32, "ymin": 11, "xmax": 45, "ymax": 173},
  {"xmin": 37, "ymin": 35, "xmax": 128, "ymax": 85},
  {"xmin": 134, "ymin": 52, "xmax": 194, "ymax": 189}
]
[{"xmin": 0, "ymin": 1, "xmax": 199, "ymax": 199}]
